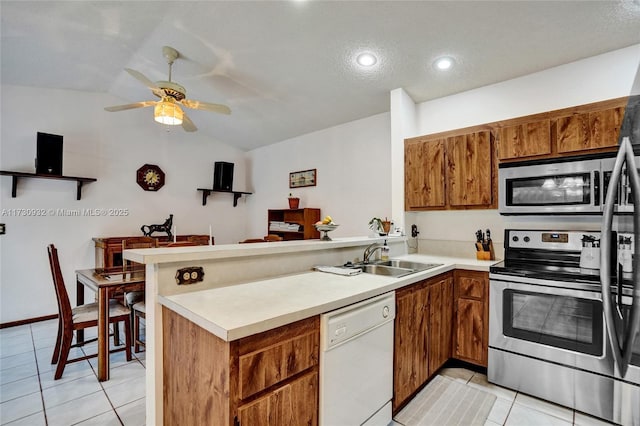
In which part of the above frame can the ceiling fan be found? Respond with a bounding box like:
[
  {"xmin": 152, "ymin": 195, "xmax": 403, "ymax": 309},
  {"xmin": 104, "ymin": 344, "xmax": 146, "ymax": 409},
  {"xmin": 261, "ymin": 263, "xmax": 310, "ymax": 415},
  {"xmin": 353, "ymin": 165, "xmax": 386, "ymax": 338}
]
[{"xmin": 104, "ymin": 46, "xmax": 231, "ymax": 132}]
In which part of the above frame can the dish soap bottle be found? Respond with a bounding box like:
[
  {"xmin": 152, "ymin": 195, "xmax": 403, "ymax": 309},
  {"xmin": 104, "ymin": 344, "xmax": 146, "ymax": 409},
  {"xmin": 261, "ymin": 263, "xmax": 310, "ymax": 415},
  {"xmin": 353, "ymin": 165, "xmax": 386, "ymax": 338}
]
[{"xmin": 381, "ymin": 240, "xmax": 390, "ymax": 261}]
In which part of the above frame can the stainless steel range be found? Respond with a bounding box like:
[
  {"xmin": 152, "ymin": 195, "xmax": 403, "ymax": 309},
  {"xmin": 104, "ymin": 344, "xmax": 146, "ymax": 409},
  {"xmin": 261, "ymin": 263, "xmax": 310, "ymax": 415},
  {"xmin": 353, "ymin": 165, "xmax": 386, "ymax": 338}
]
[{"xmin": 489, "ymin": 229, "xmax": 639, "ymax": 425}]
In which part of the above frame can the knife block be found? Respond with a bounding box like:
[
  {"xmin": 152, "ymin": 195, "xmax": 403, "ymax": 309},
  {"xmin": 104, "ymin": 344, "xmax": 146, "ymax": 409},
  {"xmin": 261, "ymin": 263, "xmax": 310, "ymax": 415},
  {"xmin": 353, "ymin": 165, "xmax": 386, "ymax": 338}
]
[{"xmin": 476, "ymin": 241, "xmax": 495, "ymax": 261}]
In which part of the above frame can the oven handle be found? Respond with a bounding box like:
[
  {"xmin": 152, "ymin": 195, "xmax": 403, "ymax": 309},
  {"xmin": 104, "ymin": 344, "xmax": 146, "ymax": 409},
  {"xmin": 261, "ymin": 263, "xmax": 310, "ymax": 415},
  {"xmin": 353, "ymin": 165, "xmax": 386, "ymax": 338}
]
[{"xmin": 600, "ymin": 136, "xmax": 640, "ymax": 378}]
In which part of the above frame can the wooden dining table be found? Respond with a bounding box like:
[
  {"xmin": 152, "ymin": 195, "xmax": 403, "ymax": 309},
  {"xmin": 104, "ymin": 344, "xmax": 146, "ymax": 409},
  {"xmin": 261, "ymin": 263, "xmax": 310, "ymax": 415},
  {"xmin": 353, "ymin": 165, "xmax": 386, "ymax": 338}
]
[{"xmin": 76, "ymin": 267, "xmax": 145, "ymax": 381}]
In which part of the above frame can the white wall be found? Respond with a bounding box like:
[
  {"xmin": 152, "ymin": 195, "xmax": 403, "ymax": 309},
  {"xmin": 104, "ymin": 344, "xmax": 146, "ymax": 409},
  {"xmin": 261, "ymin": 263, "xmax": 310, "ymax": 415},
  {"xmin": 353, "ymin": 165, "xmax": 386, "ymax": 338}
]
[
  {"xmin": 0, "ymin": 85, "xmax": 249, "ymax": 323},
  {"xmin": 404, "ymin": 44, "xmax": 640, "ymax": 254},
  {"xmin": 246, "ymin": 112, "xmax": 392, "ymax": 239}
]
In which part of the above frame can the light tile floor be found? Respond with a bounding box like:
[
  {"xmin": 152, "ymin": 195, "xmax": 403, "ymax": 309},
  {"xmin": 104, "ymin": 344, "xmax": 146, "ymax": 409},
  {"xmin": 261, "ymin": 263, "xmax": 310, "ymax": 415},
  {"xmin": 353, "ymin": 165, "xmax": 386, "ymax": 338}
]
[
  {"xmin": 0, "ymin": 319, "xmax": 145, "ymax": 426},
  {"xmin": 1, "ymin": 319, "xmax": 615, "ymax": 426},
  {"xmin": 392, "ymin": 367, "xmax": 614, "ymax": 426}
]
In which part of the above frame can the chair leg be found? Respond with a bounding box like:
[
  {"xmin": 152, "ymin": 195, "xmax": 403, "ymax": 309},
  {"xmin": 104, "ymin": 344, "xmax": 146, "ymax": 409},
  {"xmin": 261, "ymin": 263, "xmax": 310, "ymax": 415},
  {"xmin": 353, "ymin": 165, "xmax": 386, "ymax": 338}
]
[
  {"xmin": 54, "ymin": 329, "xmax": 73, "ymax": 380},
  {"xmin": 113, "ymin": 322, "xmax": 121, "ymax": 346},
  {"xmin": 134, "ymin": 313, "xmax": 140, "ymax": 353},
  {"xmin": 123, "ymin": 318, "xmax": 132, "ymax": 361},
  {"xmin": 51, "ymin": 316, "xmax": 62, "ymax": 365}
]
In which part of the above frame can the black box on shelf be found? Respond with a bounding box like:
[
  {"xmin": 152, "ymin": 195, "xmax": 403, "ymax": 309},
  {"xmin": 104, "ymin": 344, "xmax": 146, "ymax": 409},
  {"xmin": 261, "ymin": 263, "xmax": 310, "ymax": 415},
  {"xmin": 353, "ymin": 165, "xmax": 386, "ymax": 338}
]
[
  {"xmin": 213, "ymin": 161, "xmax": 234, "ymax": 191},
  {"xmin": 36, "ymin": 132, "xmax": 63, "ymax": 175}
]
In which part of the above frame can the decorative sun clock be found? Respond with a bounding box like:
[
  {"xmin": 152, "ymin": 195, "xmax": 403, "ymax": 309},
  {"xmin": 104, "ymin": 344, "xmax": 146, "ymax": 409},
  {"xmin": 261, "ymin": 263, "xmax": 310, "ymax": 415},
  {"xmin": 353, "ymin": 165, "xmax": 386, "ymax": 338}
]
[{"xmin": 136, "ymin": 164, "xmax": 165, "ymax": 191}]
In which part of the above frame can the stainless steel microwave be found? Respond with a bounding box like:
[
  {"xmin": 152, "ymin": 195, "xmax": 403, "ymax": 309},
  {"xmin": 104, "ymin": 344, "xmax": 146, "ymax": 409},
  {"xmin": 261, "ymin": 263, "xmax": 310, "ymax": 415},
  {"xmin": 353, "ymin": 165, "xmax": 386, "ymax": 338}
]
[{"xmin": 499, "ymin": 154, "xmax": 640, "ymax": 215}]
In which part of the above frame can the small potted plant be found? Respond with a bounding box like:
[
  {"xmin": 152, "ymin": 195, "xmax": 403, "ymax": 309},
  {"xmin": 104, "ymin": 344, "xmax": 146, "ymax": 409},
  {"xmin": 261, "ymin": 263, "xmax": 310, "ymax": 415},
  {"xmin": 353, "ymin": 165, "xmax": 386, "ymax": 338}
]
[
  {"xmin": 369, "ymin": 217, "xmax": 391, "ymax": 235},
  {"xmin": 288, "ymin": 193, "xmax": 300, "ymax": 209}
]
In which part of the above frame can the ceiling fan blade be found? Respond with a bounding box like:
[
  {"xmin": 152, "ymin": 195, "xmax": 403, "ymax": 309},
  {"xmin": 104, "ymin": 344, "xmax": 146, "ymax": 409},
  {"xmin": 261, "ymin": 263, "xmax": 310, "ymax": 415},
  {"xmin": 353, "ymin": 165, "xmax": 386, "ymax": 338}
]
[
  {"xmin": 180, "ymin": 99, "xmax": 231, "ymax": 115},
  {"xmin": 181, "ymin": 112, "xmax": 198, "ymax": 132},
  {"xmin": 104, "ymin": 101, "xmax": 157, "ymax": 112},
  {"xmin": 124, "ymin": 68, "xmax": 165, "ymax": 97}
]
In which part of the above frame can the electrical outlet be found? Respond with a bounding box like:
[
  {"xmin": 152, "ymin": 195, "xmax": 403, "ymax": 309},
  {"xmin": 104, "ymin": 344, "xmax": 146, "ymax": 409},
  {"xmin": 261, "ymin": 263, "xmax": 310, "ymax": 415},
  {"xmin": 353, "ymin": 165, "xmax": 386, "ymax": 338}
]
[
  {"xmin": 175, "ymin": 266, "xmax": 205, "ymax": 285},
  {"xmin": 0, "ymin": 223, "xmax": 5, "ymax": 235},
  {"xmin": 411, "ymin": 224, "xmax": 419, "ymax": 238}
]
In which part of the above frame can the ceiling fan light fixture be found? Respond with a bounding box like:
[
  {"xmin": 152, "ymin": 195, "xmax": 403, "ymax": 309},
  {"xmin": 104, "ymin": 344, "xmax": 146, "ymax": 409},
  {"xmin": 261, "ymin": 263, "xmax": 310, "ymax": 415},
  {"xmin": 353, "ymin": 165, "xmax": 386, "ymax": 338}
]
[{"xmin": 154, "ymin": 99, "xmax": 184, "ymax": 126}]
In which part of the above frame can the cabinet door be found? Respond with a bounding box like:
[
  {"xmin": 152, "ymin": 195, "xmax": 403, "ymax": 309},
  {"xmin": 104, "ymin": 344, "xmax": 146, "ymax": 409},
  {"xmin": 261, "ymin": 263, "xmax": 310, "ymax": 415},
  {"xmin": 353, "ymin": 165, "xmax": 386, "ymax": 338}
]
[
  {"xmin": 405, "ymin": 139, "xmax": 445, "ymax": 209},
  {"xmin": 498, "ymin": 120, "xmax": 551, "ymax": 160},
  {"xmin": 237, "ymin": 370, "xmax": 318, "ymax": 426},
  {"xmin": 589, "ymin": 107, "xmax": 624, "ymax": 149},
  {"xmin": 428, "ymin": 276, "xmax": 453, "ymax": 375},
  {"xmin": 452, "ymin": 271, "xmax": 488, "ymax": 367},
  {"xmin": 557, "ymin": 107, "xmax": 624, "ymax": 153},
  {"xmin": 446, "ymin": 131, "xmax": 492, "ymax": 207},
  {"xmin": 393, "ymin": 284, "xmax": 429, "ymax": 410}
]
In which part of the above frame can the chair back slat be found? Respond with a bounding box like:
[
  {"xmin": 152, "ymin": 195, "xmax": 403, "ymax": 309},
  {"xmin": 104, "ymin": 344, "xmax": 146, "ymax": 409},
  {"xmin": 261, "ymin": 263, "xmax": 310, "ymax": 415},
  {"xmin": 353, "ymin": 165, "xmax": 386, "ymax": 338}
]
[{"xmin": 47, "ymin": 244, "xmax": 73, "ymax": 328}]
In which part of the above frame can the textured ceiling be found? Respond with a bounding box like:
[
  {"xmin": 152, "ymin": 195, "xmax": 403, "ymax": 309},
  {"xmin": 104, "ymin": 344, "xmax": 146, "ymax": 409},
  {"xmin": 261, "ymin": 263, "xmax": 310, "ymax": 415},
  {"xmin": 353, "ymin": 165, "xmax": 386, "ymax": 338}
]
[{"xmin": 2, "ymin": 1, "xmax": 640, "ymax": 151}]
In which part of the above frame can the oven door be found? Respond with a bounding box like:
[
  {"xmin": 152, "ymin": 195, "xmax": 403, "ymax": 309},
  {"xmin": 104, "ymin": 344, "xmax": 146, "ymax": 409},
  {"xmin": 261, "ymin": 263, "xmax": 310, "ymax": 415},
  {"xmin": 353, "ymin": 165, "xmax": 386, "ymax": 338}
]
[
  {"xmin": 489, "ymin": 276, "xmax": 613, "ymax": 376},
  {"xmin": 498, "ymin": 157, "xmax": 601, "ymax": 215}
]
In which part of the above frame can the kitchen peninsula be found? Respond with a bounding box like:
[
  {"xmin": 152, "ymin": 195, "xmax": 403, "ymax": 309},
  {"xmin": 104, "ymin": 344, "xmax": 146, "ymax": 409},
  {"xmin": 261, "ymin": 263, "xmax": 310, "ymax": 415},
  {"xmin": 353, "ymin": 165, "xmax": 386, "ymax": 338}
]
[{"xmin": 123, "ymin": 237, "xmax": 497, "ymax": 425}]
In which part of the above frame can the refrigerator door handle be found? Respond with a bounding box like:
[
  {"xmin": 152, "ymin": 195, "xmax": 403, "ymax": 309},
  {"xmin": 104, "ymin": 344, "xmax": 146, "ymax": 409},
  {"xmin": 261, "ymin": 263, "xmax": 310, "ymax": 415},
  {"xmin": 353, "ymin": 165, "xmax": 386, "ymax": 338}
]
[{"xmin": 601, "ymin": 136, "xmax": 640, "ymax": 378}]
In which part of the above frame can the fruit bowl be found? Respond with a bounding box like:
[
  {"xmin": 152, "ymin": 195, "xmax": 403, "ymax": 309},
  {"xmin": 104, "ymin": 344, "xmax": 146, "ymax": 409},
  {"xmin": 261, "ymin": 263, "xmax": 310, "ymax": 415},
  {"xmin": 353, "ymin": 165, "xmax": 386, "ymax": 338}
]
[{"xmin": 315, "ymin": 224, "xmax": 339, "ymax": 241}]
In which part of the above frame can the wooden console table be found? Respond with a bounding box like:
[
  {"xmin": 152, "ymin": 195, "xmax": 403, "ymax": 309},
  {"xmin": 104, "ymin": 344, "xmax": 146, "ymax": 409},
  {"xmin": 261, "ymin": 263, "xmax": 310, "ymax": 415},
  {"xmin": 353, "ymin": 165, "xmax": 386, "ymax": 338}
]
[{"xmin": 93, "ymin": 235, "xmax": 211, "ymax": 269}]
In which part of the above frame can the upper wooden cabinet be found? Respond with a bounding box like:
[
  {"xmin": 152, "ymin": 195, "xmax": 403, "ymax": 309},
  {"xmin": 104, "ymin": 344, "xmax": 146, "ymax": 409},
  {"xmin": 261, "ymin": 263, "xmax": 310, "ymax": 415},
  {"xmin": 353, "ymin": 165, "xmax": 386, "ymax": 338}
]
[
  {"xmin": 556, "ymin": 106, "xmax": 625, "ymax": 154},
  {"xmin": 498, "ymin": 119, "xmax": 551, "ymax": 160},
  {"xmin": 405, "ymin": 130, "xmax": 494, "ymax": 211},
  {"xmin": 404, "ymin": 139, "xmax": 446, "ymax": 209},
  {"xmin": 446, "ymin": 131, "xmax": 492, "ymax": 207}
]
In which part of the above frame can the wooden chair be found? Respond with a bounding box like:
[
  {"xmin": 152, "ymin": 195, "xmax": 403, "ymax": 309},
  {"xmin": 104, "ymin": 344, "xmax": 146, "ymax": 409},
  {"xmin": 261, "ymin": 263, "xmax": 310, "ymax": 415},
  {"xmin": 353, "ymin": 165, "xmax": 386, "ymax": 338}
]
[
  {"xmin": 132, "ymin": 301, "xmax": 146, "ymax": 353},
  {"xmin": 48, "ymin": 244, "xmax": 132, "ymax": 380},
  {"xmin": 121, "ymin": 237, "xmax": 156, "ymax": 346}
]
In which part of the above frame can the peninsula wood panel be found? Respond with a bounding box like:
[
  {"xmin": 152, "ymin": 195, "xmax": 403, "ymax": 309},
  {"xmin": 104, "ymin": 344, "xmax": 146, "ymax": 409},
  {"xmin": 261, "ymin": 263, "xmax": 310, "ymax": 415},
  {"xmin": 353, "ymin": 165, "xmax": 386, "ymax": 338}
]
[
  {"xmin": 498, "ymin": 120, "xmax": 551, "ymax": 160},
  {"xmin": 452, "ymin": 270, "xmax": 489, "ymax": 367},
  {"xmin": 404, "ymin": 139, "xmax": 445, "ymax": 209},
  {"xmin": 393, "ymin": 281, "xmax": 429, "ymax": 411},
  {"xmin": 237, "ymin": 369, "xmax": 318, "ymax": 426},
  {"xmin": 446, "ymin": 131, "xmax": 492, "ymax": 207},
  {"xmin": 163, "ymin": 308, "xmax": 319, "ymax": 426},
  {"xmin": 162, "ymin": 306, "xmax": 233, "ymax": 426}
]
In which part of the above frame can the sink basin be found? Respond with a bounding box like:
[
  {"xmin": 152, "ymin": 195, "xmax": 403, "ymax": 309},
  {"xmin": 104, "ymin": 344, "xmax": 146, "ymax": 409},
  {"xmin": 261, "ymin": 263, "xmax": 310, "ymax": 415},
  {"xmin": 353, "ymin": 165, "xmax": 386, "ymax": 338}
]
[
  {"xmin": 360, "ymin": 264, "xmax": 415, "ymax": 278},
  {"xmin": 373, "ymin": 260, "xmax": 443, "ymax": 272}
]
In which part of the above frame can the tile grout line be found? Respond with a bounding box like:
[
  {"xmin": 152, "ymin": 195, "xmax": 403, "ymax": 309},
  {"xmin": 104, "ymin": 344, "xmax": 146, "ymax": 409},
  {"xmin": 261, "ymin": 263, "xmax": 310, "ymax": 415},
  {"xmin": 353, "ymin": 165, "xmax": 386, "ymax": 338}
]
[{"xmin": 30, "ymin": 323, "xmax": 49, "ymax": 426}]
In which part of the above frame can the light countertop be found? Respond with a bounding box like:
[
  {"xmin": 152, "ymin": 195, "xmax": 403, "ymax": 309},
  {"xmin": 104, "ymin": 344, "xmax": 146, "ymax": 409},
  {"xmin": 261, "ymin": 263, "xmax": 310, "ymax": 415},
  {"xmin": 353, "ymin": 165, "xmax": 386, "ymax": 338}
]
[{"xmin": 158, "ymin": 253, "xmax": 498, "ymax": 342}]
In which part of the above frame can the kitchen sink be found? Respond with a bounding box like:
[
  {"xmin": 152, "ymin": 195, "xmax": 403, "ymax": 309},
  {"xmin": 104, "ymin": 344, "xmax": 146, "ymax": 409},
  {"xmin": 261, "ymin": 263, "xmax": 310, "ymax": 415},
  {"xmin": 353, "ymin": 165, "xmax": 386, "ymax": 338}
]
[
  {"xmin": 344, "ymin": 259, "xmax": 443, "ymax": 278},
  {"xmin": 372, "ymin": 260, "xmax": 443, "ymax": 272},
  {"xmin": 360, "ymin": 264, "xmax": 415, "ymax": 277}
]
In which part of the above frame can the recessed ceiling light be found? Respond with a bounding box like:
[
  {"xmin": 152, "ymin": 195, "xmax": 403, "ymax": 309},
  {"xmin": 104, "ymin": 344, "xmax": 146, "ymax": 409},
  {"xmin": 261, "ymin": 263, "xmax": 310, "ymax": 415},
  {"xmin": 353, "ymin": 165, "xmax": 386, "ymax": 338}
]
[
  {"xmin": 356, "ymin": 52, "xmax": 377, "ymax": 67},
  {"xmin": 434, "ymin": 56, "xmax": 454, "ymax": 71}
]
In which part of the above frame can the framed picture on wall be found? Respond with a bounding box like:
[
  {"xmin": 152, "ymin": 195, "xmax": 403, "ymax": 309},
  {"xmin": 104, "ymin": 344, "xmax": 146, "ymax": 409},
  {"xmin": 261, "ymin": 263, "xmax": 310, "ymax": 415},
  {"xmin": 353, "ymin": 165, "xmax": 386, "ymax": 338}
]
[{"xmin": 289, "ymin": 169, "xmax": 316, "ymax": 188}]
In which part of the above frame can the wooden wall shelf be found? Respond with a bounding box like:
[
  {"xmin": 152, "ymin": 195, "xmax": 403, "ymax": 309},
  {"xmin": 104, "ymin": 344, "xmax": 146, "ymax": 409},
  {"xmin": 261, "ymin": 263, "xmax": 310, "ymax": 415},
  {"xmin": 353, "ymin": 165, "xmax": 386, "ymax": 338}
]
[
  {"xmin": 0, "ymin": 171, "xmax": 97, "ymax": 200},
  {"xmin": 196, "ymin": 188, "xmax": 252, "ymax": 207}
]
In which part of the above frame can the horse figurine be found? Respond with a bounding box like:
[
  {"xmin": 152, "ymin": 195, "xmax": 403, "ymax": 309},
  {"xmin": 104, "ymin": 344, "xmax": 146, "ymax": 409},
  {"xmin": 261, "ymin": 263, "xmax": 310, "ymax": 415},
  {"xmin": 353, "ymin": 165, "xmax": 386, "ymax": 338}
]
[{"xmin": 141, "ymin": 214, "xmax": 173, "ymax": 239}]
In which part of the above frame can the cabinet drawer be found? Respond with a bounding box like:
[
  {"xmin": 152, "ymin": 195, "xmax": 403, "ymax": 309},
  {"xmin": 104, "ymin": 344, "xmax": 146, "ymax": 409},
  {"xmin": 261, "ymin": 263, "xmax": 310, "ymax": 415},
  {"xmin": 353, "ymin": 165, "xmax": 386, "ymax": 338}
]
[
  {"xmin": 456, "ymin": 276, "xmax": 485, "ymax": 299},
  {"xmin": 238, "ymin": 318, "xmax": 319, "ymax": 400}
]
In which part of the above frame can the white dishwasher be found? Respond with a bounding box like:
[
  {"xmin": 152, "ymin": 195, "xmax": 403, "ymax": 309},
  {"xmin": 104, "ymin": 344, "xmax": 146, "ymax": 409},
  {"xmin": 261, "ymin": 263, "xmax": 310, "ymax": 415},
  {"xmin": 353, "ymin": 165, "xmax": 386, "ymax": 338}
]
[{"xmin": 320, "ymin": 292, "xmax": 396, "ymax": 426}]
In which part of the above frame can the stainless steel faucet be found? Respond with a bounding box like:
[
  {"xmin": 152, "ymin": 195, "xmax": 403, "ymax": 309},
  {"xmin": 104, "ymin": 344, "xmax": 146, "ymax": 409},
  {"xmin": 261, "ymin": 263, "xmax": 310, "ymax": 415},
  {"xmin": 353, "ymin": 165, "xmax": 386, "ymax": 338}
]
[{"xmin": 363, "ymin": 243, "xmax": 383, "ymax": 263}]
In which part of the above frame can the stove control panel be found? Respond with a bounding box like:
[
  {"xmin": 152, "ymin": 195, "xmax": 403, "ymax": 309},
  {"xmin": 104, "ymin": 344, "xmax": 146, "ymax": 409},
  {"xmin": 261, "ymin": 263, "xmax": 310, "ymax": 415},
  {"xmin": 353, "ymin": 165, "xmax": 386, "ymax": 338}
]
[{"xmin": 507, "ymin": 230, "xmax": 594, "ymax": 251}]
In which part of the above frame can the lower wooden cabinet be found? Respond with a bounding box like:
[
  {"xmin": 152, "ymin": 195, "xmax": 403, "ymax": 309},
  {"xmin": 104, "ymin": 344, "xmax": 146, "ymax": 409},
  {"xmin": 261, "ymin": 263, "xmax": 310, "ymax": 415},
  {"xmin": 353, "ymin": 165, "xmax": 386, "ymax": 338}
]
[
  {"xmin": 452, "ymin": 270, "xmax": 489, "ymax": 367},
  {"xmin": 393, "ymin": 272, "xmax": 453, "ymax": 411},
  {"xmin": 237, "ymin": 370, "xmax": 317, "ymax": 426},
  {"xmin": 162, "ymin": 308, "xmax": 319, "ymax": 426}
]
